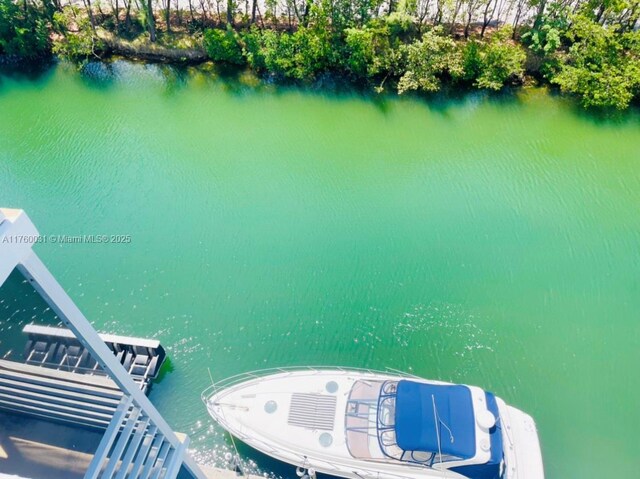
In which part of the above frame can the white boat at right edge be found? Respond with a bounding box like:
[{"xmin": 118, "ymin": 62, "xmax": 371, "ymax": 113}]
[{"xmin": 203, "ymin": 367, "xmax": 544, "ymax": 479}]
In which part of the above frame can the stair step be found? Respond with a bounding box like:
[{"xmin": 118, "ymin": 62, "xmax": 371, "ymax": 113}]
[
  {"xmin": 149, "ymin": 440, "xmax": 172, "ymax": 479},
  {"xmin": 0, "ymin": 375, "xmax": 121, "ymax": 407},
  {"xmin": 0, "ymin": 400, "xmax": 109, "ymax": 429},
  {"xmin": 161, "ymin": 434, "xmax": 190, "ymax": 479},
  {"xmin": 0, "ymin": 391, "xmax": 115, "ymax": 421},
  {"xmin": 0, "ymin": 367, "xmax": 121, "ymax": 399},
  {"xmin": 139, "ymin": 435, "xmax": 166, "ymax": 479},
  {"xmin": 0, "ymin": 383, "xmax": 119, "ymax": 414}
]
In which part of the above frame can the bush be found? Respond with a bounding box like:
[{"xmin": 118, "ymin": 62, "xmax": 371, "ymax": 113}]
[
  {"xmin": 203, "ymin": 26, "xmax": 245, "ymax": 65},
  {"xmin": 242, "ymin": 27, "xmax": 267, "ymax": 72},
  {"xmin": 343, "ymin": 27, "xmax": 376, "ymax": 80},
  {"xmin": 384, "ymin": 12, "xmax": 416, "ymax": 42},
  {"xmin": 241, "ymin": 26, "xmax": 334, "ymax": 82},
  {"xmin": 463, "ymin": 28, "xmax": 526, "ymax": 91},
  {"xmin": 397, "ymin": 27, "xmax": 463, "ymax": 94},
  {"xmin": 242, "ymin": 29, "xmax": 296, "ymax": 79},
  {"xmin": 287, "ymin": 26, "xmax": 334, "ymax": 81},
  {"xmin": 340, "ymin": 22, "xmax": 398, "ymax": 83}
]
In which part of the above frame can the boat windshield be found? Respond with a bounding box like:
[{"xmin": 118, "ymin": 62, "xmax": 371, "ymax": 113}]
[
  {"xmin": 345, "ymin": 379, "xmax": 475, "ymax": 465},
  {"xmin": 345, "ymin": 380, "xmax": 387, "ymax": 460},
  {"xmin": 345, "ymin": 380, "xmax": 431, "ymax": 463}
]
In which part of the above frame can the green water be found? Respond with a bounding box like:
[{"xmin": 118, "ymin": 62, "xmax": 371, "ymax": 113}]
[{"xmin": 1, "ymin": 61, "xmax": 639, "ymax": 478}]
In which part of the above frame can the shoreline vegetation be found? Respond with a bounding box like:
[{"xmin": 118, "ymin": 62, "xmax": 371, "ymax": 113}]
[{"xmin": 1, "ymin": 1, "xmax": 639, "ymax": 110}]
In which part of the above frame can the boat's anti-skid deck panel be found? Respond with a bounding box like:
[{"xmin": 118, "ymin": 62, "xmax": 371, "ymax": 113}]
[{"xmin": 287, "ymin": 393, "xmax": 337, "ymax": 431}]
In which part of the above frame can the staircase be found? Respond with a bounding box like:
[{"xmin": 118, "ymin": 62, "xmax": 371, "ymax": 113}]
[
  {"xmin": 0, "ymin": 359, "xmax": 122, "ymax": 429},
  {"xmin": 85, "ymin": 396, "xmax": 190, "ymax": 479},
  {"xmin": 0, "ymin": 208, "xmax": 207, "ymax": 479},
  {"xmin": 0, "ymin": 359, "xmax": 188, "ymax": 479}
]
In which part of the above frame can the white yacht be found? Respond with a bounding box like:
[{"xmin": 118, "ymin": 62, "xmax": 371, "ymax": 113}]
[{"xmin": 202, "ymin": 367, "xmax": 544, "ymax": 479}]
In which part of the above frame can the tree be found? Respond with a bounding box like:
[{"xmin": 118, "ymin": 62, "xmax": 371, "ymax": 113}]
[
  {"xmin": 463, "ymin": 0, "xmax": 484, "ymax": 38},
  {"xmin": 164, "ymin": 0, "xmax": 171, "ymax": 33},
  {"xmin": 342, "ymin": 24, "xmax": 392, "ymax": 80},
  {"xmin": 227, "ymin": 0, "xmax": 235, "ymax": 24},
  {"xmin": 479, "ymin": 0, "xmax": 498, "ymax": 38},
  {"xmin": 551, "ymin": 15, "xmax": 640, "ymax": 109},
  {"xmin": 82, "ymin": 0, "xmax": 97, "ymax": 35},
  {"xmin": 521, "ymin": 2, "xmax": 568, "ymax": 77},
  {"xmin": 463, "ymin": 27, "xmax": 526, "ymax": 90},
  {"xmin": 139, "ymin": 0, "xmax": 157, "ymax": 42},
  {"xmin": 397, "ymin": 27, "xmax": 464, "ymax": 93},
  {"xmin": 343, "ymin": 27, "xmax": 377, "ymax": 80},
  {"xmin": 52, "ymin": 6, "xmax": 104, "ymax": 64}
]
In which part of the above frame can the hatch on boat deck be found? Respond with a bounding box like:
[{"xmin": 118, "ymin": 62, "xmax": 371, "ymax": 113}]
[{"xmin": 288, "ymin": 393, "xmax": 337, "ymax": 430}]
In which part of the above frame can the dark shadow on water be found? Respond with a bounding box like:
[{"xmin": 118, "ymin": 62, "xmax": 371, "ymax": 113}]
[
  {"xmin": 157, "ymin": 64, "xmax": 190, "ymax": 96},
  {"xmin": 539, "ymin": 86, "xmax": 640, "ymax": 126},
  {"xmin": 79, "ymin": 59, "xmax": 193, "ymax": 96},
  {"xmin": 3, "ymin": 57, "xmax": 639, "ymax": 125},
  {"xmin": 393, "ymin": 84, "xmax": 640, "ymax": 125},
  {"xmin": 570, "ymin": 100, "xmax": 639, "ymax": 127},
  {"xmin": 0, "ymin": 56, "xmax": 56, "ymax": 92},
  {"xmin": 233, "ymin": 437, "xmax": 308, "ymax": 479},
  {"xmin": 79, "ymin": 61, "xmax": 117, "ymax": 90},
  {"xmin": 0, "ymin": 56, "xmax": 495, "ymax": 118},
  {"xmin": 196, "ymin": 64, "xmax": 387, "ymax": 107},
  {"xmin": 250, "ymin": 77, "xmax": 533, "ymax": 119}
]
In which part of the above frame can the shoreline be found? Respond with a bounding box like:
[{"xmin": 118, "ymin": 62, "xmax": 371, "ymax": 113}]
[
  {"xmin": 98, "ymin": 30, "xmax": 208, "ymax": 64},
  {"xmin": 2, "ymin": 3, "xmax": 638, "ymax": 111},
  {"xmin": 4, "ymin": 52, "xmax": 640, "ymax": 122}
]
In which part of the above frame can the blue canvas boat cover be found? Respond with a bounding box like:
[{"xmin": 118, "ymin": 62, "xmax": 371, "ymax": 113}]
[{"xmin": 394, "ymin": 380, "xmax": 476, "ymax": 459}]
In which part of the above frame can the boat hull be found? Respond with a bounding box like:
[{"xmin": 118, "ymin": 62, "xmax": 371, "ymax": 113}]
[
  {"xmin": 500, "ymin": 405, "xmax": 545, "ymax": 479},
  {"xmin": 203, "ymin": 368, "xmax": 544, "ymax": 479}
]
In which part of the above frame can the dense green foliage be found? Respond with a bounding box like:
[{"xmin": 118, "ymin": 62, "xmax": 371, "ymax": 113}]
[
  {"xmin": 243, "ymin": 25, "xmax": 335, "ymax": 81},
  {"xmin": 0, "ymin": 0, "xmax": 50, "ymax": 57},
  {"xmin": 397, "ymin": 27, "xmax": 463, "ymax": 93},
  {"xmin": 241, "ymin": 15, "xmax": 526, "ymax": 94},
  {"xmin": 204, "ymin": 26, "xmax": 244, "ymax": 65},
  {"xmin": 463, "ymin": 28, "xmax": 527, "ymax": 91},
  {"xmin": 551, "ymin": 16, "xmax": 640, "ymax": 109},
  {"xmin": 1, "ymin": 0, "xmax": 639, "ymax": 109}
]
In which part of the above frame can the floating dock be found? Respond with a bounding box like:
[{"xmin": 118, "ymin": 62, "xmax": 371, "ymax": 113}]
[
  {"xmin": 0, "ymin": 324, "xmax": 167, "ymax": 429},
  {"xmin": 22, "ymin": 324, "xmax": 166, "ymax": 394}
]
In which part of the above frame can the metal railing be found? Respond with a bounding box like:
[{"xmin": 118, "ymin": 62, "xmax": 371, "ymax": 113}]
[{"xmin": 201, "ymin": 365, "xmax": 419, "ymax": 404}]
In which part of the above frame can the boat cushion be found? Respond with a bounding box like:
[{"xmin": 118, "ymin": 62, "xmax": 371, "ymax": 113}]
[{"xmin": 394, "ymin": 380, "xmax": 476, "ymax": 459}]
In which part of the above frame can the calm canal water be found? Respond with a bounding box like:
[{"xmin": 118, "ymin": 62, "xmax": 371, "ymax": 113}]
[{"xmin": 0, "ymin": 61, "xmax": 639, "ymax": 478}]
